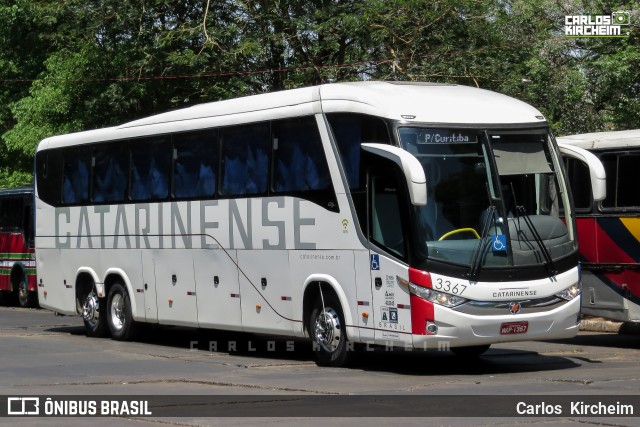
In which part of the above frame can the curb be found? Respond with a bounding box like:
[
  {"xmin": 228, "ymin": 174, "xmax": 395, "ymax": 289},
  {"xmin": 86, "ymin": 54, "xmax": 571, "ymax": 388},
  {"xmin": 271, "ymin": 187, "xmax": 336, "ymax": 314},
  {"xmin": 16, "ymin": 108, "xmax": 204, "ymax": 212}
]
[
  {"xmin": 580, "ymin": 317, "xmax": 640, "ymax": 334},
  {"xmin": 580, "ymin": 317, "xmax": 622, "ymax": 333}
]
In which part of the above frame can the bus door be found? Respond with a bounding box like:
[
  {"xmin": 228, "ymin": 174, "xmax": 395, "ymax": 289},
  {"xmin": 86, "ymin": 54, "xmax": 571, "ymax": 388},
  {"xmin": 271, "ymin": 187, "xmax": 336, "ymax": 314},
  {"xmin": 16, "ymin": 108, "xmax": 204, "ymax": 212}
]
[{"xmin": 368, "ymin": 169, "xmax": 412, "ymax": 343}]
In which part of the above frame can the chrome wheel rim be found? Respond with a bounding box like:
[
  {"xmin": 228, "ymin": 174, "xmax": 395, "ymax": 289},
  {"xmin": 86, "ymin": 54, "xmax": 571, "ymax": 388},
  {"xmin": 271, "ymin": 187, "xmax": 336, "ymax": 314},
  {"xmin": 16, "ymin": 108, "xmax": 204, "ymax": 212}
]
[
  {"xmin": 110, "ymin": 293, "xmax": 125, "ymax": 331},
  {"xmin": 313, "ymin": 307, "xmax": 341, "ymax": 353},
  {"xmin": 82, "ymin": 291, "xmax": 100, "ymax": 328}
]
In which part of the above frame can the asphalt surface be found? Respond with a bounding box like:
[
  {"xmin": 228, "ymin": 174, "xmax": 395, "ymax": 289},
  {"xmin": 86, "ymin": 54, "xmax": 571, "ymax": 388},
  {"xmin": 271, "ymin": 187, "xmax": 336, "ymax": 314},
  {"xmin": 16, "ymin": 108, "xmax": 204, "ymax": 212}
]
[{"xmin": 0, "ymin": 305, "xmax": 638, "ymax": 426}]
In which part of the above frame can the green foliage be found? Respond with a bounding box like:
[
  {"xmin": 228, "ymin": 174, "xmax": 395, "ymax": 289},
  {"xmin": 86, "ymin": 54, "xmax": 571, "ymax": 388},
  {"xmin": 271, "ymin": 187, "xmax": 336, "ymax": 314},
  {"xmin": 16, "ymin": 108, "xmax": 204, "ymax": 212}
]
[
  {"xmin": 587, "ymin": 34, "xmax": 640, "ymax": 129},
  {"xmin": 0, "ymin": 0, "xmax": 638, "ymax": 187},
  {"xmin": 0, "ymin": 0, "xmax": 62, "ymax": 186}
]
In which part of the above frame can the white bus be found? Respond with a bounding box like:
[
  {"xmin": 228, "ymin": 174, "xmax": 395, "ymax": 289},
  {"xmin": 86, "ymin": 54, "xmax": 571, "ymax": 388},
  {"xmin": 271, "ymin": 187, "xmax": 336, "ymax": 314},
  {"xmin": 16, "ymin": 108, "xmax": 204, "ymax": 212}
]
[
  {"xmin": 559, "ymin": 130, "xmax": 640, "ymax": 324},
  {"xmin": 34, "ymin": 81, "xmax": 605, "ymax": 366}
]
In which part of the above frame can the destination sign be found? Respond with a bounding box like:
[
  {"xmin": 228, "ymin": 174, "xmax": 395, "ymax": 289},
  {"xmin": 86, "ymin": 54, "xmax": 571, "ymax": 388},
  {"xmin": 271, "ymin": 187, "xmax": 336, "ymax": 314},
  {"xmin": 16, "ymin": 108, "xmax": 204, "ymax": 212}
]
[{"xmin": 417, "ymin": 129, "xmax": 477, "ymax": 144}]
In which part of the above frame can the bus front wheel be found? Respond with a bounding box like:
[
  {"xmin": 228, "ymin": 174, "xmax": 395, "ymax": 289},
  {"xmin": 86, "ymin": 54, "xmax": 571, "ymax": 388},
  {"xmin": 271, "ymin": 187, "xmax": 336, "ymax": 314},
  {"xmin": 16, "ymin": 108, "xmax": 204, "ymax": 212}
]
[
  {"xmin": 309, "ymin": 294, "xmax": 351, "ymax": 367},
  {"xmin": 107, "ymin": 282, "xmax": 138, "ymax": 341}
]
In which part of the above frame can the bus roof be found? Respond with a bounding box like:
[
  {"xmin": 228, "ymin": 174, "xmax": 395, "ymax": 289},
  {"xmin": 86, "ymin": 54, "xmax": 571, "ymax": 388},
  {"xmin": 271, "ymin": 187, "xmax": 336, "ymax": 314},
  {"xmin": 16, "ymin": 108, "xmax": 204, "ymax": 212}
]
[
  {"xmin": 38, "ymin": 81, "xmax": 547, "ymax": 150},
  {"xmin": 318, "ymin": 81, "xmax": 545, "ymax": 125},
  {"xmin": 557, "ymin": 129, "xmax": 640, "ymax": 150}
]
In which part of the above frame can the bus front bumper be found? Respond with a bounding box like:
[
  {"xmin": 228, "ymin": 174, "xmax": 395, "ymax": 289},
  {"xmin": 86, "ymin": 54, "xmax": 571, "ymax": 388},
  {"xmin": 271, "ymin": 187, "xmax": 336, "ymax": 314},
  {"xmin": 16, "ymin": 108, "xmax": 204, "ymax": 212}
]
[{"xmin": 411, "ymin": 296, "xmax": 581, "ymax": 349}]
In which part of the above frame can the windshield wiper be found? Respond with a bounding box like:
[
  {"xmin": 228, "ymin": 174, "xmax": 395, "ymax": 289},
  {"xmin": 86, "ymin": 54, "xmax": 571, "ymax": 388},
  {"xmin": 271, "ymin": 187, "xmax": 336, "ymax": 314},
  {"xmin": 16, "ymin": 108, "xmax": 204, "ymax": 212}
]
[
  {"xmin": 467, "ymin": 205, "xmax": 496, "ymax": 280},
  {"xmin": 515, "ymin": 205, "xmax": 557, "ymax": 275}
]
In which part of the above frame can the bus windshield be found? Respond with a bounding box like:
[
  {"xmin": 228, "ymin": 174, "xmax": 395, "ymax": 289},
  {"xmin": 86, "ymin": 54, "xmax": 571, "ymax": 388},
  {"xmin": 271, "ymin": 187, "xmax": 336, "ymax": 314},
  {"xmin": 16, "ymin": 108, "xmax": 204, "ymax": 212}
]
[{"xmin": 398, "ymin": 127, "xmax": 574, "ymax": 274}]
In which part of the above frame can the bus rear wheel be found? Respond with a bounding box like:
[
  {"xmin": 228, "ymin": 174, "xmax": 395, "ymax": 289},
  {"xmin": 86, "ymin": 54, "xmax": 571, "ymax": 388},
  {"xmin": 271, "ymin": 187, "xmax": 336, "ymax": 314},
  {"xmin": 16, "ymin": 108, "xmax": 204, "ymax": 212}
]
[
  {"xmin": 107, "ymin": 282, "xmax": 138, "ymax": 341},
  {"xmin": 82, "ymin": 286, "xmax": 108, "ymax": 337},
  {"xmin": 309, "ymin": 294, "xmax": 350, "ymax": 367}
]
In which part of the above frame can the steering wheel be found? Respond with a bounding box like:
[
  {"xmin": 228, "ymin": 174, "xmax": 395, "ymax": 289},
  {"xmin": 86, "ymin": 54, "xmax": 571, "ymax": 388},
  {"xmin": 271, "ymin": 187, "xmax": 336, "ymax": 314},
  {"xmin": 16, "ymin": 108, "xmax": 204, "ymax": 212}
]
[{"xmin": 438, "ymin": 228, "xmax": 480, "ymax": 241}]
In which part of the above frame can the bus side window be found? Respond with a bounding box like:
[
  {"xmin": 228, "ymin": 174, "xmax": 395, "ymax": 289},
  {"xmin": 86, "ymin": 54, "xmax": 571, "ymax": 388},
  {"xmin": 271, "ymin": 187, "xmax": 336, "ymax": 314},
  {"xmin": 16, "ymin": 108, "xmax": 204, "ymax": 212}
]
[
  {"xmin": 36, "ymin": 150, "xmax": 62, "ymax": 206},
  {"xmin": 615, "ymin": 153, "xmax": 639, "ymax": 209},
  {"xmin": 92, "ymin": 144, "xmax": 128, "ymax": 203},
  {"xmin": 173, "ymin": 130, "xmax": 218, "ymax": 199},
  {"xmin": 272, "ymin": 117, "xmax": 331, "ymax": 192},
  {"xmin": 563, "ymin": 157, "xmax": 592, "ymax": 211},
  {"xmin": 0, "ymin": 196, "xmax": 22, "ymax": 231},
  {"xmin": 220, "ymin": 123, "xmax": 270, "ymax": 196},
  {"xmin": 601, "ymin": 152, "xmax": 640, "ymax": 210},
  {"xmin": 326, "ymin": 113, "xmax": 391, "ymax": 190},
  {"xmin": 62, "ymin": 149, "xmax": 91, "ymax": 205},
  {"xmin": 370, "ymin": 169, "xmax": 406, "ymax": 259},
  {"xmin": 130, "ymin": 137, "xmax": 171, "ymax": 201}
]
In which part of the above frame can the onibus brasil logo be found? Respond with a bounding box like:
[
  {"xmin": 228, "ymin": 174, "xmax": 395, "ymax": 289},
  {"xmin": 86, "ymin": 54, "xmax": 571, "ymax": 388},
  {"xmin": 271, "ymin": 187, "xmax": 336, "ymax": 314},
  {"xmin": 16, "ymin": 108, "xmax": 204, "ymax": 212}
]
[{"xmin": 565, "ymin": 11, "xmax": 631, "ymax": 37}]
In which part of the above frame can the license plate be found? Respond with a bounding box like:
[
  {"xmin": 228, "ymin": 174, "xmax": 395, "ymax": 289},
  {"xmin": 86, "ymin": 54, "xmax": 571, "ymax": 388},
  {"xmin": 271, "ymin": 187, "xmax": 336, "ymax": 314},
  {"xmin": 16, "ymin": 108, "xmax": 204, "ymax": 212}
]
[{"xmin": 500, "ymin": 321, "xmax": 528, "ymax": 335}]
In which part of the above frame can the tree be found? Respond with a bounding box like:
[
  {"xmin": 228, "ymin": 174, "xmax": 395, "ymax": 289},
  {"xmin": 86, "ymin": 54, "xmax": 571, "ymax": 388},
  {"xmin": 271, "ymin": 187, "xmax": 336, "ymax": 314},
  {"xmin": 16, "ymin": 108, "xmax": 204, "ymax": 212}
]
[
  {"xmin": 0, "ymin": 0, "xmax": 62, "ymax": 185},
  {"xmin": 0, "ymin": 0, "xmax": 638, "ymax": 187}
]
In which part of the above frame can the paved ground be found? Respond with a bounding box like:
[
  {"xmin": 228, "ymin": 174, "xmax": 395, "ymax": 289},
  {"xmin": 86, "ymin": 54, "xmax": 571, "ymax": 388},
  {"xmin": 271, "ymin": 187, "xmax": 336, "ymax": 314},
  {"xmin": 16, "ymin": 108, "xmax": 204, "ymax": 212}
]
[{"xmin": 0, "ymin": 306, "xmax": 638, "ymax": 426}]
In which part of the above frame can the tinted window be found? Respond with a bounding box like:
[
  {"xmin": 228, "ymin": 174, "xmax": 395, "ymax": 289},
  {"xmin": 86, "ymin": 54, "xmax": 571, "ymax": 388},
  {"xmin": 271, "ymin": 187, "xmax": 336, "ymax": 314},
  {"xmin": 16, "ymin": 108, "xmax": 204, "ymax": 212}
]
[
  {"xmin": 0, "ymin": 196, "xmax": 23, "ymax": 229},
  {"xmin": 62, "ymin": 148, "xmax": 91, "ymax": 204},
  {"xmin": 92, "ymin": 144, "xmax": 128, "ymax": 203},
  {"xmin": 602, "ymin": 153, "xmax": 640, "ymax": 210},
  {"xmin": 563, "ymin": 157, "xmax": 592, "ymax": 210},
  {"xmin": 36, "ymin": 150, "xmax": 62, "ymax": 206},
  {"xmin": 130, "ymin": 137, "xmax": 171, "ymax": 201},
  {"xmin": 272, "ymin": 117, "xmax": 331, "ymax": 192},
  {"xmin": 327, "ymin": 113, "xmax": 390, "ymax": 190},
  {"xmin": 370, "ymin": 169, "xmax": 406, "ymax": 258},
  {"xmin": 220, "ymin": 123, "xmax": 270, "ymax": 196},
  {"xmin": 617, "ymin": 154, "xmax": 639, "ymax": 208},
  {"xmin": 173, "ymin": 130, "xmax": 218, "ymax": 199}
]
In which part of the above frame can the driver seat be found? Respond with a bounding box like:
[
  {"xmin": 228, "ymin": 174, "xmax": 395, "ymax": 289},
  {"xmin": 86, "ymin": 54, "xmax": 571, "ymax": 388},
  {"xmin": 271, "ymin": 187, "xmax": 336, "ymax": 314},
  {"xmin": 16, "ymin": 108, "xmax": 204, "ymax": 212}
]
[{"xmin": 421, "ymin": 196, "xmax": 454, "ymax": 241}]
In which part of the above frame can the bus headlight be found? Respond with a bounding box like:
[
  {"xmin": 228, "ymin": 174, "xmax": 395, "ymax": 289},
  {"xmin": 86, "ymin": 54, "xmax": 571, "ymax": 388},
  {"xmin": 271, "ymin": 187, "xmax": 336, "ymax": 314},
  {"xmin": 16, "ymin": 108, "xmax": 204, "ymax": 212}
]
[
  {"xmin": 556, "ymin": 283, "xmax": 581, "ymax": 301},
  {"xmin": 408, "ymin": 282, "xmax": 468, "ymax": 308},
  {"xmin": 435, "ymin": 293, "xmax": 467, "ymax": 307},
  {"xmin": 408, "ymin": 282, "xmax": 431, "ymax": 300}
]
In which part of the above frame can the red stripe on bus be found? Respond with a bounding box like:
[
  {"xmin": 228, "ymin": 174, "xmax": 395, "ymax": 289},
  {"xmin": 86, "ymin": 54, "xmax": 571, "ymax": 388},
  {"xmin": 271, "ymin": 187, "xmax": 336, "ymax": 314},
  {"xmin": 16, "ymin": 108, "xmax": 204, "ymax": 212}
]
[{"xmin": 410, "ymin": 294, "xmax": 434, "ymax": 335}]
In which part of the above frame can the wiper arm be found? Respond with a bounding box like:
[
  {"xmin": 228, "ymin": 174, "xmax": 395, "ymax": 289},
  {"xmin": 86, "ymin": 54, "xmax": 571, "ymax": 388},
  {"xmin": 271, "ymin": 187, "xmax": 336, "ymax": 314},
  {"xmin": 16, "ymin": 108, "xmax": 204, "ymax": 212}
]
[
  {"xmin": 515, "ymin": 206, "xmax": 557, "ymax": 275},
  {"xmin": 468, "ymin": 205, "xmax": 496, "ymax": 280}
]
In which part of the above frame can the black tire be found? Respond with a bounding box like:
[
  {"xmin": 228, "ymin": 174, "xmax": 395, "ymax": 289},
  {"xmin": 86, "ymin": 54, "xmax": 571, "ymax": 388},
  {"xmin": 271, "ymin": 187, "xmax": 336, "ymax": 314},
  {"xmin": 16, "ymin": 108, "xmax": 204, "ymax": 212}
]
[
  {"xmin": 451, "ymin": 344, "xmax": 490, "ymax": 358},
  {"xmin": 309, "ymin": 293, "xmax": 351, "ymax": 367},
  {"xmin": 82, "ymin": 285, "xmax": 108, "ymax": 337},
  {"xmin": 107, "ymin": 282, "xmax": 138, "ymax": 341},
  {"xmin": 17, "ymin": 275, "xmax": 38, "ymax": 308}
]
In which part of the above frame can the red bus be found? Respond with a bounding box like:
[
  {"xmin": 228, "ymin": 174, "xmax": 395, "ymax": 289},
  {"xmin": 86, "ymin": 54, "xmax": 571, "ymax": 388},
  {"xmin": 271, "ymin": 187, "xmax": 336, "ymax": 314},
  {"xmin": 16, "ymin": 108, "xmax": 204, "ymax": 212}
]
[
  {"xmin": 0, "ymin": 186, "xmax": 37, "ymax": 308},
  {"xmin": 559, "ymin": 130, "xmax": 640, "ymax": 324}
]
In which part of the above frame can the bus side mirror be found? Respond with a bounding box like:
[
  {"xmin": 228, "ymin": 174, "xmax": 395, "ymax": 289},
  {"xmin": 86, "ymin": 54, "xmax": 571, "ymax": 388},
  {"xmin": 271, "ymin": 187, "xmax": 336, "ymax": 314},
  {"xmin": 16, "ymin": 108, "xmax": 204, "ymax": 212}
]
[
  {"xmin": 361, "ymin": 143, "xmax": 427, "ymax": 206},
  {"xmin": 558, "ymin": 142, "xmax": 606, "ymax": 202}
]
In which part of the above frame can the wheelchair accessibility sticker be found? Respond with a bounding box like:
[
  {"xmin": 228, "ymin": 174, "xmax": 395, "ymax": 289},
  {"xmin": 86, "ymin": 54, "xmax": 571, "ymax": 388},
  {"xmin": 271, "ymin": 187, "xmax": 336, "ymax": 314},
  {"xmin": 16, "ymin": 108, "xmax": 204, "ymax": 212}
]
[
  {"xmin": 491, "ymin": 235, "xmax": 507, "ymax": 252},
  {"xmin": 370, "ymin": 254, "xmax": 380, "ymax": 270}
]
